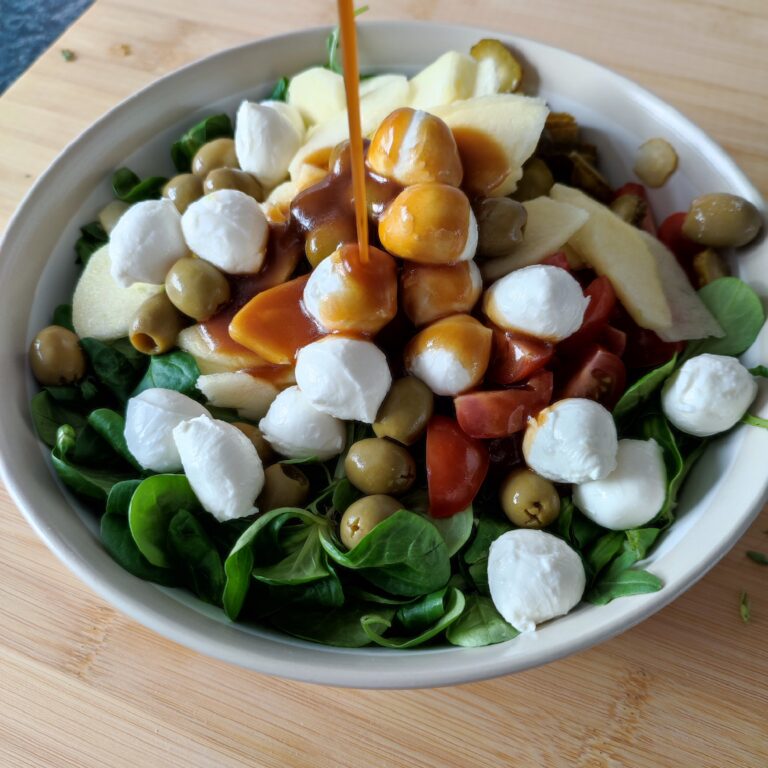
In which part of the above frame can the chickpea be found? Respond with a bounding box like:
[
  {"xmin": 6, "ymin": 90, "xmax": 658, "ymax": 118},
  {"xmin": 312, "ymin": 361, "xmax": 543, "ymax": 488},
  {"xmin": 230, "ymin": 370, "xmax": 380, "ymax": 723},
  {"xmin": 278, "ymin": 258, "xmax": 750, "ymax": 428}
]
[
  {"xmin": 204, "ymin": 168, "xmax": 263, "ymax": 201},
  {"xmin": 29, "ymin": 326, "xmax": 86, "ymax": 386},
  {"xmin": 682, "ymin": 193, "xmax": 762, "ymax": 248},
  {"xmin": 344, "ymin": 438, "xmax": 417, "ymax": 496},
  {"xmin": 129, "ymin": 292, "xmax": 186, "ymax": 355},
  {"xmin": 165, "ymin": 258, "xmax": 231, "ymax": 321},
  {"xmin": 373, "ymin": 377, "xmax": 434, "ymax": 445},
  {"xmin": 500, "ymin": 468, "xmax": 560, "ymax": 528},
  {"xmin": 192, "ymin": 138, "xmax": 239, "ymax": 178},
  {"xmin": 475, "ymin": 197, "xmax": 527, "ymax": 258},
  {"xmin": 232, "ymin": 422, "xmax": 275, "ymax": 463},
  {"xmin": 339, "ymin": 494, "xmax": 402, "ymax": 549},
  {"xmin": 163, "ymin": 173, "xmax": 203, "ymax": 214},
  {"xmin": 257, "ymin": 463, "xmax": 310, "ymax": 512}
]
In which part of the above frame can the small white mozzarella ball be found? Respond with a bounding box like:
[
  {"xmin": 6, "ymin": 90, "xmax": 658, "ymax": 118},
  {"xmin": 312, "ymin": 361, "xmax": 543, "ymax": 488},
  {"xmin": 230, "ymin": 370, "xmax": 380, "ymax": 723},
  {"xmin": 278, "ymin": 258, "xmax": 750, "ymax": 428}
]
[
  {"xmin": 181, "ymin": 189, "xmax": 268, "ymax": 274},
  {"xmin": 661, "ymin": 353, "xmax": 758, "ymax": 437},
  {"xmin": 407, "ymin": 346, "xmax": 473, "ymax": 396},
  {"xmin": 302, "ymin": 254, "xmax": 342, "ymax": 332},
  {"xmin": 523, "ymin": 398, "xmax": 618, "ymax": 483},
  {"xmin": 260, "ymin": 100, "xmax": 306, "ymax": 139},
  {"xmin": 259, "ymin": 385, "xmax": 345, "ymax": 460},
  {"xmin": 457, "ymin": 206, "xmax": 479, "ymax": 262},
  {"xmin": 573, "ymin": 439, "xmax": 667, "ymax": 530},
  {"xmin": 173, "ymin": 415, "xmax": 264, "ymax": 522},
  {"xmin": 295, "ymin": 337, "xmax": 392, "ymax": 423},
  {"xmin": 235, "ymin": 100, "xmax": 303, "ymax": 189},
  {"xmin": 109, "ymin": 199, "xmax": 187, "ymax": 287},
  {"xmin": 488, "ymin": 529, "xmax": 586, "ymax": 633},
  {"xmin": 124, "ymin": 388, "xmax": 210, "ymax": 472},
  {"xmin": 483, "ymin": 264, "xmax": 590, "ymax": 341}
]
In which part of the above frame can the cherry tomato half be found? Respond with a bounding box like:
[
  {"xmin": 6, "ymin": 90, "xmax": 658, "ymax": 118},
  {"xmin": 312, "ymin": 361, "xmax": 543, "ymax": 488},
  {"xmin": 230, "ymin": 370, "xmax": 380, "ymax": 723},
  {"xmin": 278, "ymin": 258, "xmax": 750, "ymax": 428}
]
[
  {"xmin": 614, "ymin": 306, "xmax": 684, "ymax": 368},
  {"xmin": 454, "ymin": 370, "xmax": 554, "ymax": 439},
  {"xmin": 540, "ymin": 251, "xmax": 571, "ymax": 271},
  {"xmin": 487, "ymin": 327, "xmax": 554, "ymax": 385},
  {"xmin": 426, "ymin": 416, "xmax": 489, "ymax": 518},
  {"xmin": 558, "ymin": 276, "xmax": 616, "ymax": 356},
  {"xmin": 614, "ymin": 182, "xmax": 657, "ymax": 235},
  {"xmin": 658, "ymin": 212, "xmax": 699, "ymax": 282},
  {"xmin": 559, "ymin": 345, "xmax": 626, "ymax": 410},
  {"xmin": 598, "ymin": 325, "xmax": 627, "ymax": 357}
]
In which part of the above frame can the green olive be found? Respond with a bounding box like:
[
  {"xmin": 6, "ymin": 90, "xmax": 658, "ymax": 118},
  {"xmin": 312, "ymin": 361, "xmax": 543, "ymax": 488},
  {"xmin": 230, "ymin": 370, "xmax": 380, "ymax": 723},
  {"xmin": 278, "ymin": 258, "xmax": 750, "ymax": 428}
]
[
  {"xmin": 500, "ymin": 468, "xmax": 560, "ymax": 529},
  {"xmin": 682, "ymin": 193, "xmax": 762, "ymax": 248},
  {"xmin": 129, "ymin": 292, "xmax": 186, "ymax": 355},
  {"xmin": 304, "ymin": 219, "xmax": 356, "ymax": 267},
  {"xmin": 344, "ymin": 438, "xmax": 416, "ymax": 496},
  {"xmin": 233, "ymin": 422, "xmax": 275, "ymax": 463},
  {"xmin": 192, "ymin": 138, "xmax": 239, "ymax": 178},
  {"xmin": 691, "ymin": 248, "xmax": 729, "ymax": 288},
  {"xmin": 164, "ymin": 258, "xmax": 231, "ymax": 321},
  {"xmin": 163, "ymin": 173, "xmax": 203, "ymax": 214},
  {"xmin": 609, "ymin": 193, "xmax": 647, "ymax": 227},
  {"xmin": 373, "ymin": 377, "xmax": 434, "ymax": 446},
  {"xmin": 340, "ymin": 494, "xmax": 402, "ymax": 549},
  {"xmin": 475, "ymin": 197, "xmax": 527, "ymax": 258},
  {"xmin": 204, "ymin": 168, "xmax": 263, "ymax": 201},
  {"xmin": 257, "ymin": 463, "xmax": 310, "ymax": 512},
  {"xmin": 29, "ymin": 325, "xmax": 86, "ymax": 386},
  {"xmin": 469, "ymin": 39, "xmax": 523, "ymax": 92},
  {"xmin": 511, "ymin": 158, "xmax": 554, "ymax": 202}
]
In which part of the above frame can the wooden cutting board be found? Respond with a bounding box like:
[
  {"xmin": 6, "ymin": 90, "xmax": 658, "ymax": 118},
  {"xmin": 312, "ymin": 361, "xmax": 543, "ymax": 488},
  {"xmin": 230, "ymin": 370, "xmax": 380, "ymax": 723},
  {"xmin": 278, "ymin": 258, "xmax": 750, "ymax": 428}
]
[{"xmin": 0, "ymin": 1, "xmax": 766, "ymax": 766}]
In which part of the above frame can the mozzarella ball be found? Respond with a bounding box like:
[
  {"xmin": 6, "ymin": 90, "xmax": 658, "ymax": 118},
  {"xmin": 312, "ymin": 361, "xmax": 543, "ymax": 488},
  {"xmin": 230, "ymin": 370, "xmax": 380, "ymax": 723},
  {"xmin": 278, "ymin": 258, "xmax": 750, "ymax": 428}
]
[
  {"xmin": 109, "ymin": 199, "xmax": 187, "ymax": 287},
  {"xmin": 124, "ymin": 388, "xmax": 210, "ymax": 472},
  {"xmin": 181, "ymin": 189, "xmax": 268, "ymax": 274},
  {"xmin": 523, "ymin": 398, "xmax": 618, "ymax": 483},
  {"xmin": 483, "ymin": 264, "xmax": 590, "ymax": 341},
  {"xmin": 173, "ymin": 415, "xmax": 264, "ymax": 522},
  {"xmin": 295, "ymin": 337, "xmax": 392, "ymax": 423},
  {"xmin": 234, "ymin": 100, "xmax": 303, "ymax": 189},
  {"xmin": 661, "ymin": 353, "xmax": 758, "ymax": 437},
  {"xmin": 488, "ymin": 529, "xmax": 586, "ymax": 633},
  {"xmin": 404, "ymin": 314, "xmax": 493, "ymax": 396},
  {"xmin": 259, "ymin": 385, "xmax": 346, "ymax": 460},
  {"xmin": 573, "ymin": 439, "xmax": 667, "ymax": 530}
]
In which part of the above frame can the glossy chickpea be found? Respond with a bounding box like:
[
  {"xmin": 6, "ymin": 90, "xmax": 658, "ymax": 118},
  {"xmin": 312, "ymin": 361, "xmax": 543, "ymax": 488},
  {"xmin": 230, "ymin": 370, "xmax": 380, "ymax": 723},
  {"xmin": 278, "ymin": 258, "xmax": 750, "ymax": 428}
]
[
  {"xmin": 373, "ymin": 377, "xmax": 434, "ymax": 445},
  {"xmin": 29, "ymin": 326, "xmax": 86, "ymax": 386},
  {"xmin": 500, "ymin": 468, "xmax": 560, "ymax": 528},
  {"xmin": 367, "ymin": 108, "xmax": 463, "ymax": 187},
  {"xmin": 192, "ymin": 138, "xmax": 239, "ymax": 178},
  {"xmin": 339, "ymin": 494, "xmax": 402, "ymax": 550},
  {"xmin": 129, "ymin": 292, "xmax": 186, "ymax": 355},
  {"xmin": 378, "ymin": 183, "xmax": 477, "ymax": 265},
  {"xmin": 163, "ymin": 173, "xmax": 203, "ymax": 214},
  {"xmin": 400, "ymin": 261, "xmax": 482, "ymax": 326},
  {"xmin": 203, "ymin": 168, "xmax": 263, "ymax": 201}
]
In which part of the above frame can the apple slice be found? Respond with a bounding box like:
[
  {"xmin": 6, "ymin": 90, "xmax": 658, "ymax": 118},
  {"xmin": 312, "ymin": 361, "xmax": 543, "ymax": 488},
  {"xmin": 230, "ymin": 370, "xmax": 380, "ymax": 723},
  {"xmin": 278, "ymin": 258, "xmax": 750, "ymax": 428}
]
[
  {"xmin": 196, "ymin": 371, "xmax": 280, "ymax": 420},
  {"xmin": 480, "ymin": 197, "xmax": 589, "ymax": 282},
  {"xmin": 430, "ymin": 94, "xmax": 548, "ymax": 196},
  {"xmin": 72, "ymin": 246, "xmax": 162, "ymax": 341},
  {"xmin": 177, "ymin": 325, "xmax": 270, "ymax": 374},
  {"xmin": 409, "ymin": 51, "xmax": 478, "ymax": 110},
  {"xmin": 359, "ymin": 74, "xmax": 408, "ymax": 98},
  {"xmin": 287, "ymin": 67, "xmax": 346, "ymax": 126}
]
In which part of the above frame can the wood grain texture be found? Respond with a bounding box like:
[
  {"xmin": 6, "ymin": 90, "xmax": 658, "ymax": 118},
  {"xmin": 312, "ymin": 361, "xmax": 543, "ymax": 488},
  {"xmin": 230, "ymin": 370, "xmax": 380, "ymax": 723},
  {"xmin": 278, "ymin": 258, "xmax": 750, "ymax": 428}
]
[{"xmin": 1, "ymin": 1, "xmax": 767, "ymax": 766}]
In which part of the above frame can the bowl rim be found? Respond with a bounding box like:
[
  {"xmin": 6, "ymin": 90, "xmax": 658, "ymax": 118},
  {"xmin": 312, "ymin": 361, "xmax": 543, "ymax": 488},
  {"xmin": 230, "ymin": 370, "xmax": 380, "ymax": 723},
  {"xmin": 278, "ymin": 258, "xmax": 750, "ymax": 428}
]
[{"xmin": 1, "ymin": 19, "xmax": 766, "ymax": 689}]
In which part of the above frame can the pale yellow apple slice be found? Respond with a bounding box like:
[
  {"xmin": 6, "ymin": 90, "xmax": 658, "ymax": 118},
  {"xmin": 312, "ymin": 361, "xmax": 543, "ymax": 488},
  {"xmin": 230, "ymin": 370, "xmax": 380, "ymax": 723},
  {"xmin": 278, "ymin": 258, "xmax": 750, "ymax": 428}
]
[
  {"xmin": 480, "ymin": 197, "xmax": 589, "ymax": 282},
  {"xmin": 177, "ymin": 325, "xmax": 270, "ymax": 375},
  {"xmin": 550, "ymin": 184, "xmax": 672, "ymax": 331},
  {"xmin": 72, "ymin": 246, "xmax": 162, "ymax": 341},
  {"xmin": 409, "ymin": 51, "xmax": 478, "ymax": 110},
  {"xmin": 359, "ymin": 74, "xmax": 408, "ymax": 98},
  {"xmin": 196, "ymin": 372, "xmax": 280, "ymax": 420},
  {"xmin": 287, "ymin": 67, "xmax": 346, "ymax": 127},
  {"xmin": 430, "ymin": 94, "xmax": 548, "ymax": 196}
]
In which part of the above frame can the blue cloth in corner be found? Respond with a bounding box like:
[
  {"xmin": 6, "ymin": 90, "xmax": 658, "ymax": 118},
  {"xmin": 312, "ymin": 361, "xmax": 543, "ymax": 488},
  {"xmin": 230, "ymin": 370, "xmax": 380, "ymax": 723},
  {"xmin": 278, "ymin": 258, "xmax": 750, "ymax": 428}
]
[{"xmin": 0, "ymin": 0, "xmax": 94, "ymax": 93}]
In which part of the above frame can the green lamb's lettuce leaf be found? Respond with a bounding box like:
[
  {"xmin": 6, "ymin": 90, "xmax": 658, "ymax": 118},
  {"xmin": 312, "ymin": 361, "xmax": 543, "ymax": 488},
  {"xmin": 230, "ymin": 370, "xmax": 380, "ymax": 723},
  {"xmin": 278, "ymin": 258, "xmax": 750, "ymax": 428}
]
[
  {"xmin": 446, "ymin": 595, "xmax": 519, "ymax": 647},
  {"xmin": 111, "ymin": 167, "xmax": 167, "ymax": 203},
  {"xmin": 749, "ymin": 365, "xmax": 768, "ymax": 378},
  {"xmin": 74, "ymin": 221, "xmax": 109, "ymax": 265},
  {"xmin": 612, "ymin": 354, "xmax": 678, "ymax": 424},
  {"xmin": 87, "ymin": 408, "xmax": 140, "ymax": 470},
  {"xmin": 170, "ymin": 114, "xmax": 233, "ymax": 173},
  {"xmin": 269, "ymin": 76, "xmax": 289, "ymax": 101},
  {"xmin": 325, "ymin": 4, "xmax": 369, "ymax": 73},
  {"xmin": 80, "ymin": 337, "xmax": 148, "ymax": 403},
  {"xmin": 52, "ymin": 303, "xmax": 75, "ymax": 332},
  {"xmin": 585, "ymin": 568, "xmax": 662, "ymax": 605},
  {"xmin": 742, "ymin": 413, "xmax": 768, "ymax": 430},
  {"xmin": 746, "ymin": 551, "xmax": 768, "ymax": 565},
  {"xmin": 30, "ymin": 391, "xmax": 86, "ymax": 447},
  {"xmin": 132, "ymin": 350, "xmax": 201, "ymax": 399}
]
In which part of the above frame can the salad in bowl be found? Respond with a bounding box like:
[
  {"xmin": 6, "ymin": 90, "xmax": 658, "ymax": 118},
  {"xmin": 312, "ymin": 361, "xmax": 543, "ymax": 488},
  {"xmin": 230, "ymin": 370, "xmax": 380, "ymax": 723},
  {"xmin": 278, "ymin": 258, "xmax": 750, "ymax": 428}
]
[{"xmin": 25, "ymin": 32, "xmax": 766, "ymax": 651}]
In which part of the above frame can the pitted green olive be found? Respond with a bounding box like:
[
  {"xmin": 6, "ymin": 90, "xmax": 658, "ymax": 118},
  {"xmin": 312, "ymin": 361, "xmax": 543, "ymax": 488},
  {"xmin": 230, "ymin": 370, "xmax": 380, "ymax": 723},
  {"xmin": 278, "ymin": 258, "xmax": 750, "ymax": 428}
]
[
  {"xmin": 682, "ymin": 193, "xmax": 762, "ymax": 248},
  {"xmin": 511, "ymin": 158, "xmax": 554, "ymax": 202},
  {"xmin": 500, "ymin": 468, "xmax": 560, "ymax": 528},
  {"xmin": 340, "ymin": 494, "xmax": 402, "ymax": 549},
  {"xmin": 29, "ymin": 326, "xmax": 86, "ymax": 386},
  {"xmin": 233, "ymin": 422, "xmax": 275, "ymax": 463},
  {"xmin": 164, "ymin": 258, "xmax": 231, "ymax": 321},
  {"xmin": 163, "ymin": 173, "xmax": 203, "ymax": 214},
  {"xmin": 192, "ymin": 138, "xmax": 239, "ymax": 178},
  {"xmin": 204, "ymin": 168, "xmax": 263, "ymax": 201},
  {"xmin": 475, "ymin": 197, "xmax": 527, "ymax": 258},
  {"xmin": 257, "ymin": 463, "xmax": 310, "ymax": 512},
  {"xmin": 344, "ymin": 438, "xmax": 417, "ymax": 496},
  {"xmin": 129, "ymin": 292, "xmax": 186, "ymax": 355},
  {"xmin": 373, "ymin": 377, "xmax": 434, "ymax": 446}
]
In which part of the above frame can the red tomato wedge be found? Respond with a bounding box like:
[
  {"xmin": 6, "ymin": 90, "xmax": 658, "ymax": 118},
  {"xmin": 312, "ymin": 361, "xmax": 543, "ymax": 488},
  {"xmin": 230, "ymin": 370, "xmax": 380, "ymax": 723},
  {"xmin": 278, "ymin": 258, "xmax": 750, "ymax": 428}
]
[
  {"xmin": 454, "ymin": 370, "xmax": 554, "ymax": 439},
  {"xmin": 488, "ymin": 328, "xmax": 554, "ymax": 385},
  {"xmin": 614, "ymin": 306, "xmax": 684, "ymax": 368},
  {"xmin": 558, "ymin": 276, "xmax": 616, "ymax": 356},
  {"xmin": 559, "ymin": 345, "xmax": 627, "ymax": 410},
  {"xmin": 540, "ymin": 251, "xmax": 571, "ymax": 271},
  {"xmin": 426, "ymin": 416, "xmax": 489, "ymax": 518},
  {"xmin": 614, "ymin": 182, "xmax": 657, "ymax": 235},
  {"xmin": 598, "ymin": 325, "xmax": 627, "ymax": 357},
  {"xmin": 658, "ymin": 212, "xmax": 699, "ymax": 281}
]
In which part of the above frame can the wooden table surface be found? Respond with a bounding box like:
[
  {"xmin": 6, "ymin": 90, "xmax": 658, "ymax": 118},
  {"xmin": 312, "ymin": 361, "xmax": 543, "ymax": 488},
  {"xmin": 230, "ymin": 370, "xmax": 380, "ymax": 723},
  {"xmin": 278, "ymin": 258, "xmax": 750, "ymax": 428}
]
[{"xmin": 1, "ymin": 1, "xmax": 767, "ymax": 765}]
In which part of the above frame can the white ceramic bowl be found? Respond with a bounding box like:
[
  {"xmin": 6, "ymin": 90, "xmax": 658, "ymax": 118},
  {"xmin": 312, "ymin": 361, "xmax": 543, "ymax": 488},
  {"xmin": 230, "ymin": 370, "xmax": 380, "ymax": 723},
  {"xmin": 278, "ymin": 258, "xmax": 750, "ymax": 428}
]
[{"xmin": 1, "ymin": 22, "xmax": 767, "ymax": 689}]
